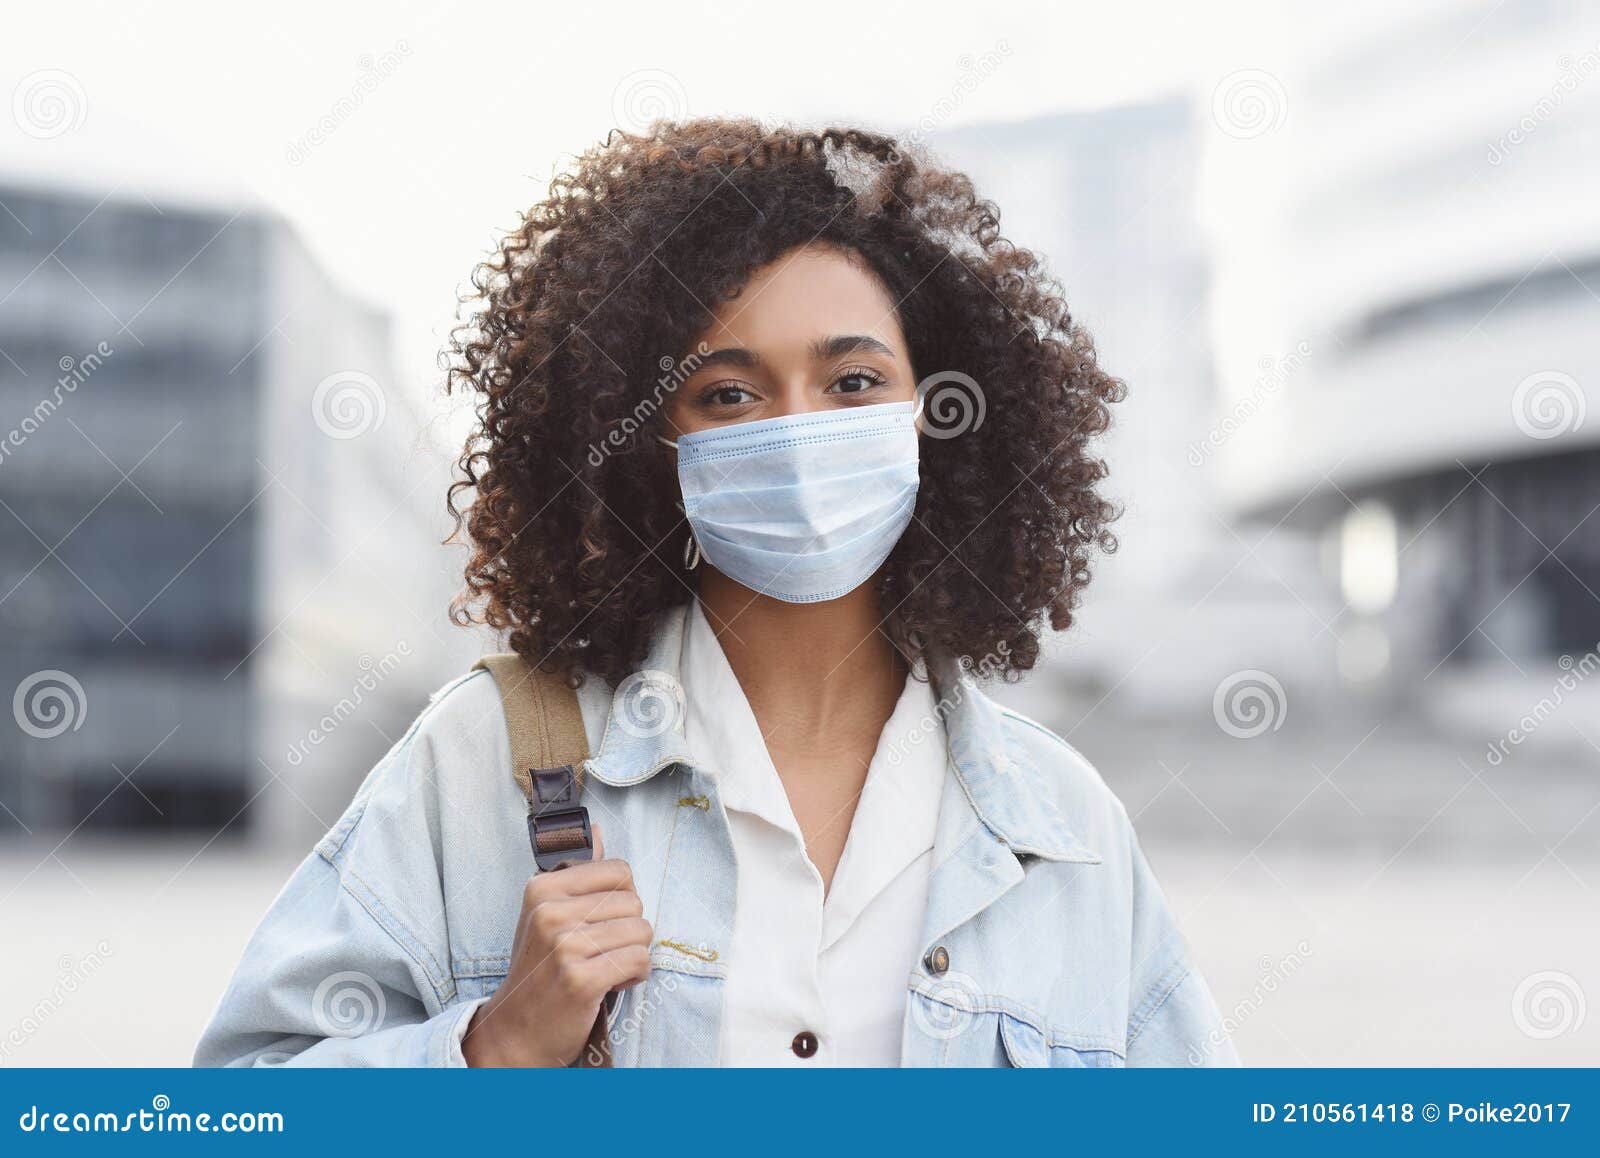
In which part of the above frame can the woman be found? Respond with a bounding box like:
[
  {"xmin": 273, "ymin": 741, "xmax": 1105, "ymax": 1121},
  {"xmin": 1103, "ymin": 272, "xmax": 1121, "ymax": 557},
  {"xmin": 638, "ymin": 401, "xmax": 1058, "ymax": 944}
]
[{"xmin": 196, "ymin": 120, "xmax": 1236, "ymax": 1067}]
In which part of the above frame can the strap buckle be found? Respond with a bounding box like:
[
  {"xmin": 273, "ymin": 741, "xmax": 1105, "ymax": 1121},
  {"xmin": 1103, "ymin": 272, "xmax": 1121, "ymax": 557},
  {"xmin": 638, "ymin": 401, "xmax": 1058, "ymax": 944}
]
[{"xmin": 526, "ymin": 764, "xmax": 594, "ymax": 871}]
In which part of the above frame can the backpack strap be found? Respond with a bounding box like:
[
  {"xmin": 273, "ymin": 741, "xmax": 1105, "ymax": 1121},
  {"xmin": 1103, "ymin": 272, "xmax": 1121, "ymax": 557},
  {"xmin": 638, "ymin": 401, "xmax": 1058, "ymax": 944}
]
[
  {"xmin": 472, "ymin": 654, "xmax": 594, "ymax": 872},
  {"xmin": 472, "ymin": 653, "xmax": 615, "ymax": 1068}
]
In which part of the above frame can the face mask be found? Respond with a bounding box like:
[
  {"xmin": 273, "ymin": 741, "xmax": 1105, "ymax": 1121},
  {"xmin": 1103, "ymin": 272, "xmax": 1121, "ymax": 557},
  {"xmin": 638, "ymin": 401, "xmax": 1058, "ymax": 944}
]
[{"xmin": 662, "ymin": 401, "xmax": 920, "ymax": 603}]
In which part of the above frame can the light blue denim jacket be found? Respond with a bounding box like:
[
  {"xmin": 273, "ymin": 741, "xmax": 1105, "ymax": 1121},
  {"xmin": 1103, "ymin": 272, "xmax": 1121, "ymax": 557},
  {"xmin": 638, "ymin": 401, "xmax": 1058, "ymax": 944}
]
[{"xmin": 196, "ymin": 609, "xmax": 1238, "ymax": 1067}]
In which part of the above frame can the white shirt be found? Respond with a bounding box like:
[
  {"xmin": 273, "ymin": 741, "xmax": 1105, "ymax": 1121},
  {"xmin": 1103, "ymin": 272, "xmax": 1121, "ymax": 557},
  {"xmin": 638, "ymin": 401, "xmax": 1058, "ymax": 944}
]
[{"xmin": 678, "ymin": 603, "xmax": 947, "ymax": 1066}]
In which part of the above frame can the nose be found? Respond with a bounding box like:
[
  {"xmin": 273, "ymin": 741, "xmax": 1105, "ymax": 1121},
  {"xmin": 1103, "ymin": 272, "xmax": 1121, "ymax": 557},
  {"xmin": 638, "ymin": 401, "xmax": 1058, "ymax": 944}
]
[{"xmin": 769, "ymin": 376, "xmax": 829, "ymax": 419}]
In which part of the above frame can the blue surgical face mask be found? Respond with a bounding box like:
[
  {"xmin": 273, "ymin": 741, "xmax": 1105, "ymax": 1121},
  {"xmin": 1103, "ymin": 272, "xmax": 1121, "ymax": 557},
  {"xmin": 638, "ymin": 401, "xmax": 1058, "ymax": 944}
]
[{"xmin": 661, "ymin": 401, "xmax": 920, "ymax": 604}]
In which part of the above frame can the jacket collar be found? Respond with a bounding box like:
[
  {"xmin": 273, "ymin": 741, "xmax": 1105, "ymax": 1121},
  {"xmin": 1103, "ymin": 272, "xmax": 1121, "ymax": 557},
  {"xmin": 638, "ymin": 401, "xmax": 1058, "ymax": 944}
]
[
  {"xmin": 585, "ymin": 606, "xmax": 696, "ymax": 787},
  {"xmin": 926, "ymin": 654, "xmax": 1101, "ymax": 866},
  {"xmin": 583, "ymin": 605, "xmax": 1100, "ymax": 865}
]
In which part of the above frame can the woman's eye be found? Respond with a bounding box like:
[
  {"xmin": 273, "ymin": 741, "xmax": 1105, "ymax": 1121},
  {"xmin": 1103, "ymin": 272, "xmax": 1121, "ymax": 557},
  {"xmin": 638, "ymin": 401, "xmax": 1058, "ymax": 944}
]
[
  {"xmin": 706, "ymin": 384, "xmax": 756, "ymax": 406},
  {"xmin": 827, "ymin": 370, "xmax": 885, "ymax": 395}
]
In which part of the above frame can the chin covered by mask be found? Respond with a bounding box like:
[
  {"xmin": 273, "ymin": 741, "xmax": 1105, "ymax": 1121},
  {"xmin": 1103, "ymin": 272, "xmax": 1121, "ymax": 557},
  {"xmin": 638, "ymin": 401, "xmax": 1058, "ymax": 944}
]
[{"xmin": 664, "ymin": 401, "xmax": 920, "ymax": 604}]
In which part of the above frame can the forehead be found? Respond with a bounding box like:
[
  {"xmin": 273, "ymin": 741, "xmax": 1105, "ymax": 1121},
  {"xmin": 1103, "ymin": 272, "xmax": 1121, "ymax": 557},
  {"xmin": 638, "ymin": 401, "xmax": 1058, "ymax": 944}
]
[{"xmin": 697, "ymin": 244, "xmax": 906, "ymax": 355}]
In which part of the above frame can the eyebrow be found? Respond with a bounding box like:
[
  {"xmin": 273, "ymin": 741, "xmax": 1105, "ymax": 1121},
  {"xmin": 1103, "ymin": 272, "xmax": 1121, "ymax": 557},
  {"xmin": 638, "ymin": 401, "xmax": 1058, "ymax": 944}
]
[
  {"xmin": 810, "ymin": 334, "xmax": 895, "ymax": 361},
  {"xmin": 693, "ymin": 346, "xmax": 763, "ymax": 371},
  {"xmin": 692, "ymin": 334, "xmax": 895, "ymax": 372}
]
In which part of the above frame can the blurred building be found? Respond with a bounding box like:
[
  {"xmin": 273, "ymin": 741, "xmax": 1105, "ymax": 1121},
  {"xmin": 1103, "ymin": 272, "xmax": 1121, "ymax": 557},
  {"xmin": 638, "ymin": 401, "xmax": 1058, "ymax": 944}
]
[
  {"xmin": 0, "ymin": 180, "xmax": 467, "ymax": 844},
  {"xmin": 937, "ymin": 102, "xmax": 1337, "ymax": 719},
  {"xmin": 1206, "ymin": 0, "xmax": 1600, "ymax": 699}
]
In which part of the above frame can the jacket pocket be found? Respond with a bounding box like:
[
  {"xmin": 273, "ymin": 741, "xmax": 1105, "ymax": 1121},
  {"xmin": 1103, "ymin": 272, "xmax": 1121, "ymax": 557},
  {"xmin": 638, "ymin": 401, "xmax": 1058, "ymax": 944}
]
[{"xmin": 998, "ymin": 1013, "xmax": 1124, "ymax": 1068}]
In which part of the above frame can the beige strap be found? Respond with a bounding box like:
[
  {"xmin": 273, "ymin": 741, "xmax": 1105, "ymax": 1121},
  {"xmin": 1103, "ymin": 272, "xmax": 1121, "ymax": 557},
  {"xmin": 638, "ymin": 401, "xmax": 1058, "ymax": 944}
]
[
  {"xmin": 472, "ymin": 653, "xmax": 589, "ymax": 802},
  {"xmin": 472, "ymin": 653, "xmax": 613, "ymax": 1068}
]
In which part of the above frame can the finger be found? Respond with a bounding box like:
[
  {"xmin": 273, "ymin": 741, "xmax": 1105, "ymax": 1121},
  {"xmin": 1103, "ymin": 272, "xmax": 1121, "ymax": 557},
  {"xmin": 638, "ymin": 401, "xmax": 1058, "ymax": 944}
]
[
  {"xmin": 578, "ymin": 945, "xmax": 652, "ymax": 992},
  {"xmin": 567, "ymin": 890, "xmax": 645, "ymax": 924},
  {"xmin": 520, "ymin": 877, "xmax": 641, "ymax": 951},
  {"xmin": 539, "ymin": 857, "xmax": 636, "ymax": 897},
  {"xmin": 530, "ymin": 892, "xmax": 643, "ymax": 939},
  {"xmin": 557, "ymin": 917, "xmax": 652, "ymax": 956}
]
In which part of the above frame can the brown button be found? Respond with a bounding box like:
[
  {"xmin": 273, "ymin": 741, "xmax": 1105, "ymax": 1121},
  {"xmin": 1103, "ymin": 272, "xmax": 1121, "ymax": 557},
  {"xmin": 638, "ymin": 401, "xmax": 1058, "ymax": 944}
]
[
  {"xmin": 924, "ymin": 945, "xmax": 950, "ymax": 976},
  {"xmin": 790, "ymin": 1030, "xmax": 819, "ymax": 1059}
]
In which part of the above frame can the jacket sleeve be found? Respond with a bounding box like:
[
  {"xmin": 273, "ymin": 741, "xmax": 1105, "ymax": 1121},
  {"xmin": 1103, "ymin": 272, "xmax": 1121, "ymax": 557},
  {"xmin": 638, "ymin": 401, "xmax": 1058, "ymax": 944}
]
[
  {"xmin": 194, "ymin": 698, "xmax": 489, "ymax": 1068},
  {"xmin": 193, "ymin": 851, "xmax": 486, "ymax": 1067},
  {"xmin": 1123, "ymin": 832, "xmax": 1240, "ymax": 1067}
]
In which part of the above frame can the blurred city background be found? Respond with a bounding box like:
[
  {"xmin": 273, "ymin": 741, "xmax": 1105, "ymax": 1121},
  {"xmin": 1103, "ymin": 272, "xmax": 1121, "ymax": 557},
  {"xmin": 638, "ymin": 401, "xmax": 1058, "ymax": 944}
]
[{"xmin": 2, "ymin": 0, "xmax": 1596, "ymax": 1066}]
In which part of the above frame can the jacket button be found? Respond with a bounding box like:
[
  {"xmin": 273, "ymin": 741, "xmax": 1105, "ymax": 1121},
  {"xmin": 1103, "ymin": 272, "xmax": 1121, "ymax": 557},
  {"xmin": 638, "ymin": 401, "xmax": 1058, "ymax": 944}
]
[
  {"xmin": 790, "ymin": 1031, "xmax": 819, "ymax": 1059},
  {"xmin": 924, "ymin": 946, "xmax": 950, "ymax": 976}
]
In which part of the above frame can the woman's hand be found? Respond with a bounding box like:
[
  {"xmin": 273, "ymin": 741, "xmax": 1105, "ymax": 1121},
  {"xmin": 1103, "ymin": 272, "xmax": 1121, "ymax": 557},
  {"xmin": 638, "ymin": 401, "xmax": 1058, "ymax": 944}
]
[{"xmin": 462, "ymin": 828, "xmax": 652, "ymax": 1067}]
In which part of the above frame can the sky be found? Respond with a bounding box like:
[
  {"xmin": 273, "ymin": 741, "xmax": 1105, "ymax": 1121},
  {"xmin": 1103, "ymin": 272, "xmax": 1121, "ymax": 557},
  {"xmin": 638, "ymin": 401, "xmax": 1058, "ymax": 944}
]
[{"xmin": 0, "ymin": 0, "xmax": 1375, "ymax": 413}]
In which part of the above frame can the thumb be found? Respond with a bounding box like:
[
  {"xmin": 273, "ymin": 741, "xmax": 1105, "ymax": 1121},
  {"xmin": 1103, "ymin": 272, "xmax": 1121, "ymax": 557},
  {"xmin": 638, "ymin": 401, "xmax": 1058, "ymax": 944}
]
[{"xmin": 591, "ymin": 823, "xmax": 605, "ymax": 862}]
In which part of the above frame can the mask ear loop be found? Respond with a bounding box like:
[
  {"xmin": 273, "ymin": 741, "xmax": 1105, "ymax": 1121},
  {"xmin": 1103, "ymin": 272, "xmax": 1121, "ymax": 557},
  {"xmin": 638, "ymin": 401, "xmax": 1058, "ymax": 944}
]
[
  {"xmin": 656, "ymin": 433, "xmax": 696, "ymax": 568},
  {"xmin": 677, "ymin": 497, "xmax": 701, "ymax": 571}
]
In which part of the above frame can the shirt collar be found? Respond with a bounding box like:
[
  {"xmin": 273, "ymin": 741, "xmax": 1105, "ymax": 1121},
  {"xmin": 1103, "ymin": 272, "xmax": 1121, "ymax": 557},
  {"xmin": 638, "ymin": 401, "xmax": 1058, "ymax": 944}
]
[
  {"xmin": 583, "ymin": 606, "xmax": 1100, "ymax": 865},
  {"xmin": 677, "ymin": 600, "xmax": 792, "ymax": 829}
]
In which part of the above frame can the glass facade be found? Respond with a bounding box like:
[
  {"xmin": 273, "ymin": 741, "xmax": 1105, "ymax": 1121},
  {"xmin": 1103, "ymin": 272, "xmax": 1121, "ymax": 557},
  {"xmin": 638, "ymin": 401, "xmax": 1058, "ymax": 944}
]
[{"xmin": 0, "ymin": 185, "xmax": 265, "ymax": 833}]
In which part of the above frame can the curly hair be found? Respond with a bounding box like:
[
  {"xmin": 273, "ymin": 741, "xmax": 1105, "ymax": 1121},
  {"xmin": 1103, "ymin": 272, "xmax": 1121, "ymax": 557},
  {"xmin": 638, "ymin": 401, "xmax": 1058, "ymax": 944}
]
[{"xmin": 447, "ymin": 118, "xmax": 1122, "ymax": 686}]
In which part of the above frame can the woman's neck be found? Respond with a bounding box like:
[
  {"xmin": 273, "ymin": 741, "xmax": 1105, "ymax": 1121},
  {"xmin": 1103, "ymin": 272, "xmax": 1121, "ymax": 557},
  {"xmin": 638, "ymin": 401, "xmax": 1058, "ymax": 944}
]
[{"xmin": 695, "ymin": 570, "xmax": 905, "ymax": 742}]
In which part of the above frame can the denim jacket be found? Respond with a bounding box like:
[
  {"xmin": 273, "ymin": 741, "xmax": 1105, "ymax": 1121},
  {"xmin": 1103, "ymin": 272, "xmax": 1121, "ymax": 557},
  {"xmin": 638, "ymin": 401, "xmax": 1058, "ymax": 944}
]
[{"xmin": 195, "ymin": 609, "xmax": 1238, "ymax": 1067}]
